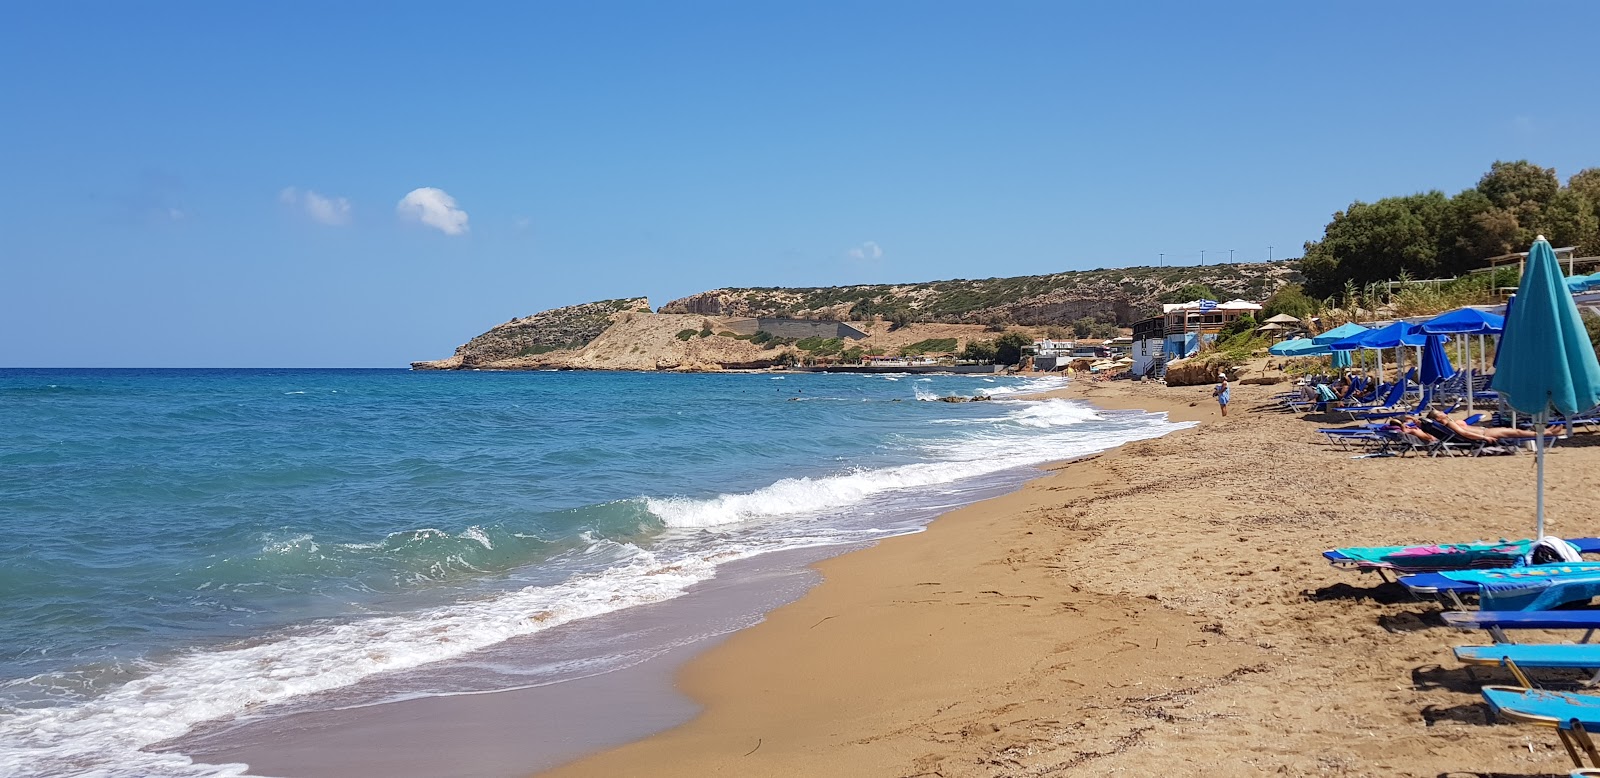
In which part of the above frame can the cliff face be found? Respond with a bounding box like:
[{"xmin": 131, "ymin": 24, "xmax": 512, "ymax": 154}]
[
  {"xmin": 660, "ymin": 262, "xmax": 1302, "ymax": 326},
  {"xmin": 412, "ymin": 308, "xmax": 796, "ymax": 372},
  {"xmin": 413, "ymin": 298, "xmax": 651, "ymax": 369}
]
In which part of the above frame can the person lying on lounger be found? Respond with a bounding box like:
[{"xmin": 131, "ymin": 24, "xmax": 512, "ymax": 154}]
[
  {"xmin": 1384, "ymin": 415, "xmax": 1437, "ymax": 444},
  {"xmin": 1424, "ymin": 410, "xmax": 1563, "ymax": 442}
]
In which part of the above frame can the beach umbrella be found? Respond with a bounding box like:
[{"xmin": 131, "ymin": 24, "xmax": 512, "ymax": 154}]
[
  {"xmin": 1270, "ymin": 338, "xmax": 1325, "ymax": 357},
  {"xmin": 1330, "ymin": 349, "xmax": 1352, "ymax": 369},
  {"xmin": 1312, "ymin": 322, "xmax": 1369, "ymax": 345},
  {"xmin": 1491, "ymin": 237, "xmax": 1600, "ymax": 537},
  {"xmin": 1418, "ymin": 309, "xmax": 1504, "ymax": 415},
  {"xmin": 1263, "ymin": 313, "xmax": 1302, "ymax": 325},
  {"xmin": 1418, "ymin": 333, "xmax": 1455, "ymax": 386},
  {"xmin": 1281, "ymin": 339, "xmax": 1332, "ymax": 357},
  {"xmin": 1418, "ymin": 308, "xmax": 1505, "ymax": 336}
]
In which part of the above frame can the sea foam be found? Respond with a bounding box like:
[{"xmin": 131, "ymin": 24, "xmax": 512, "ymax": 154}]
[
  {"xmin": 0, "ymin": 544, "xmax": 727, "ymax": 778},
  {"xmin": 645, "ymin": 399, "xmax": 1182, "ymax": 529}
]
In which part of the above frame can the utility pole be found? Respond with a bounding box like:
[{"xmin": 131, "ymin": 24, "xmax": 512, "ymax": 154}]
[
  {"xmin": 1200, "ymin": 250, "xmax": 1205, "ymax": 266},
  {"xmin": 1268, "ymin": 245, "xmax": 1274, "ymax": 262},
  {"xmin": 1159, "ymin": 252, "xmax": 1164, "ymax": 267},
  {"xmin": 1228, "ymin": 249, "xmax": 1235, "ymax": 264}
]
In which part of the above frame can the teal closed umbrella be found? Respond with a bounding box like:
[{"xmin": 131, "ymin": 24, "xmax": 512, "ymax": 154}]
[{"xmin": 1492, "ymin": 236, "xmax": 1600, "ymax": 537}]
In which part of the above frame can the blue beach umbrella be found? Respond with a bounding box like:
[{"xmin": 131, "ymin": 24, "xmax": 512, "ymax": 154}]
[
  {"xmin": 1268, "ymin": 338, "xmax": 1310, "ymax": 357},
  {"xmin": 1418, "ymin": 334, "xmax": 1455, "ymax": 386},
  {"xmin": 1359, "ymin": 320, "xmax": 1429, "ymax": 349},
  {"xmin": 1312, "ymin": 322, "xmax": 1369, "ymax": 346},
  {"xmin": 1418, "ymin": 308, "xmax": 1505, "ymax": 335},
  {"xmin": 1492, "ymin": 237, "xmax": 1600, "ymax": 537},
  {"xmin": 1281, "ymin": 339, "xmax": 1331, "ymax": 357}
]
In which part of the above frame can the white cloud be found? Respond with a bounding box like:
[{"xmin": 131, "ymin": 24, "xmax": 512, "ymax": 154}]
[
  {"xmin": 846, "ymin": 240, "xmax": 883, "ymax": 260},
  {"xmin": 280, "ymin": 187, "xmax": 352, "ymax": 226},
  {"xmin": 397, "ymin": 187, "xmax": 469, "ymax": 235}
]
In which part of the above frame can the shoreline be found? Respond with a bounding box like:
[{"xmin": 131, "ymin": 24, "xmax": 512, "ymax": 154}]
[
  {"xmin": 537, "ymin": 380, "xmax": 1228, "ymax": 777},
  {"xmin": 540, "ymin": 378, "xmax": 1600, "ymax": 776}
]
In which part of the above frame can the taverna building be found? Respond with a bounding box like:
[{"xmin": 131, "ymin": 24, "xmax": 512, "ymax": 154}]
[{"xmin": 1129, "ymin": 299, "xmax": 1262, "ymax": 377}]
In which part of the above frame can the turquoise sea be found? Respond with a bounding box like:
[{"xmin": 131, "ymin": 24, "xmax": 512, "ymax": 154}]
[{"xmin": 0, "ymin": 368, "xmax": 1190, "ymax": 776}]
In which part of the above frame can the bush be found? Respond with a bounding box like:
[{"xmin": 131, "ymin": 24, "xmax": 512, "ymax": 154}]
[
  {"xmin": 1219, "ymin": 314, "xmax": 1257, "ymax": 340},
  {"xmin": 675, "ymin": 329, "xmax": 697, "ymax": 341},
  {"xmin": 796, "ymin": 337, "xmax": 845, "ymax": 356},
  {"xmin": 1259, "ymin": 284, "xmax": 1317, "ymax": 324},
  {"xmin": 840, "ymin": 347, "xmax": 865, "ymax": 363},
  {"xmin": 1585, "ymin": 311, "xmax": 1600, "ymax": 356},
  {"xmin": 698, "ymin": 327, "xmax": 713, "ymax": 338},
  {"xmin": 900, "ymin": 338, "xmax": 958, "ymax": 356}
]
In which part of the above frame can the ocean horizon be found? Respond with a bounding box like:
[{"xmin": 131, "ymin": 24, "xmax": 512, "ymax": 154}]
[{"xmin": 0, "ymin": 368, "xmax": 1191, "ymax": 776}]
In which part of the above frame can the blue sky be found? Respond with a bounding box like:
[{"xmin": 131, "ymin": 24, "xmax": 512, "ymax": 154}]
[{"xmin": 4, "ymin": 2, "xmax": 1597, "ymax": 367}]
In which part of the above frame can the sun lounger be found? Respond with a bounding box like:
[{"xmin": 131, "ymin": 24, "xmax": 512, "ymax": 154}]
[
  {"xmin": 1340, "ymin": 373, "xmax": 1412, "ymax": 419},
  {"xmin": 1401, "ymin": 562, "xmax": 1600, "ymax": 608},
  {"xmin": 1327, "ymin": 538, "xmax": 1600, "ymax": 579},
  {"xmin": 1456, "ymin": 644, "xmax": 1600, "ymax": 671},
  {"xmin": 1443, "ymin": 610, "xmax": 1600, "ymax": 645},
  {"xmin": 1481, "ymin": 685, "xmax": 1600, "ymax": 767}
]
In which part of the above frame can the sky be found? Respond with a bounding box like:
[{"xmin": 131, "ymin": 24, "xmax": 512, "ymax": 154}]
[{"xmin": 4, "ymin": 2, "xmax": 1598, "ymax": 367}]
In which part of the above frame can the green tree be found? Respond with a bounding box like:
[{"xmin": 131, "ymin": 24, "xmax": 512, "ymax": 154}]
[
  {"xmin": 1478, "ymin": 160, "xmax": 1559, "ymax": 214},
  {"xmin": 1259, "ymin": 283, "xmax": 1316, "ymax": 324},
  {"xmin": 994, "ymin": 333, "xmax": 1030, "ymax": 366},
  {"xmin": 1540, "ymin": 189, "xmax": 1600, "ymax": 256},
  {"xmin": 959, "ymin": 339, "xmax": 997, "ymax": 363}
]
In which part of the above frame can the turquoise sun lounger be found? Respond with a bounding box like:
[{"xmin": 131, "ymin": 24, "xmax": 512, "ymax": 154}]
[
  {"xmin": 1482, "ymin": 685, "xmax": 1600, "ymax": 767},
  {"xmin": 1324, "ymin": 537, "xmax": 1600, "ymax": 580}
]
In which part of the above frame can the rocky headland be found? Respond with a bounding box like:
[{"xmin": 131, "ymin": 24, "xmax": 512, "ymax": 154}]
[{"xmin": 411, "ymin": 261, "xmax": 1303, "ymax": 371}]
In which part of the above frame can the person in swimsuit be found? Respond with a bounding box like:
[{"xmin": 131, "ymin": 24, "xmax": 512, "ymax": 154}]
[
  {"xmin": 1213, "ymin": 373, "xmax": 1231, "ymax": 417},
  {"xmin": 1425, "ymin": 410, "xmax": 1564, "ymax": 441},
  {"xmin": 1385, "ymin": 415, "xmax": 1438, "ymax": 444}
]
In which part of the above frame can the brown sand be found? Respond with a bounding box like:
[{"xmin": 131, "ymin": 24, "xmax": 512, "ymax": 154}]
[{"xmin": 543, "ymin": 379, "xmax": 1600, "ymax": 777}]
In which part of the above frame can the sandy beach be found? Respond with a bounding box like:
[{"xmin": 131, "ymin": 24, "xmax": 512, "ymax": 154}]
[{"xmin": 544, "ymin": 377, "xmax": 1600, "ymax": 777}]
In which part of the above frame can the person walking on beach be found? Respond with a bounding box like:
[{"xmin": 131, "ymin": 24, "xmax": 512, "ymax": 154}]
[{"xmin": 1213, "ymin": 372, "xmax": 1230, "ymax": 417}]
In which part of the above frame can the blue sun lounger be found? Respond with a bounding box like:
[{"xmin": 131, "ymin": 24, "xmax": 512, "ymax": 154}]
[
  {"xmin": 1481, "ymin": 685, "xmax": 1600, "ymax": 767},
  {"xmin": 1443, "ymin": 610, "xmax": 1600, "ymax": 645},
  {"xmin": 1457, "ymin": 644, "xmax": 1600, "ymax": 674}
]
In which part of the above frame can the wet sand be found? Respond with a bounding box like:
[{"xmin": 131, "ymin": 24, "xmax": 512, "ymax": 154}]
[{"xmin": 543, "ymin": 378, "xmax": 1600, "ymax": 777}]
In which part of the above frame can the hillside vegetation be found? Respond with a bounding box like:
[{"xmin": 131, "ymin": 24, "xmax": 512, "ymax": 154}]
[{"xmin": 660, "ymin": 262, "xmax": 1303, "ymax": 327}]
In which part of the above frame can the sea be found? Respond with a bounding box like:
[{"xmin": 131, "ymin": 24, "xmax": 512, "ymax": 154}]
[{"xmin": 0, "ymin": 368, "xmax": 1193, "ymax": 777}]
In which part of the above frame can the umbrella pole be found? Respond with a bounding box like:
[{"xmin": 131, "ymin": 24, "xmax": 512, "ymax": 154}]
[{"xmin": 1536, "ymin": 409, "xmax": 1547, "ymax": 538}]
